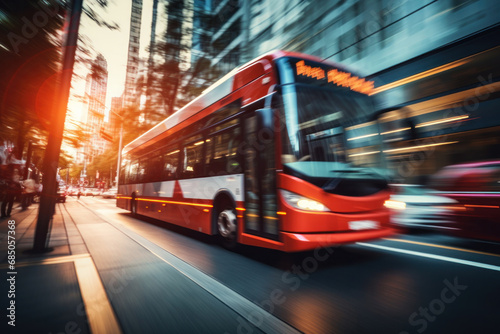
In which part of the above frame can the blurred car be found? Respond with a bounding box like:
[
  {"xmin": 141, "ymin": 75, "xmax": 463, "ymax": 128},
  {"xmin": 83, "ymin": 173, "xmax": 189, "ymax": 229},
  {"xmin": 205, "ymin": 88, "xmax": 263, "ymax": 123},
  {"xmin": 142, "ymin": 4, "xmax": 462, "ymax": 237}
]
[
  {"xmin": 56, "ymin": 187, "xmax": 67, "ymax": 203},
  {"xmin": 101, "ymin": 188, "xmax": 117, "ymax": 199},
  {"xmin": 83, "ymin": 188, "xmax": 95, "ymax": 196},
  {"xmin": 67, "ymin": 187, "xmax": 78, "ymax": 196},
  {"xmin": 430, "ymin": 160, "xmax": 500, "ymax": 242},
  {"xmin": 386, "ymin": 184, "xmax": 457, "ymax": 231}
]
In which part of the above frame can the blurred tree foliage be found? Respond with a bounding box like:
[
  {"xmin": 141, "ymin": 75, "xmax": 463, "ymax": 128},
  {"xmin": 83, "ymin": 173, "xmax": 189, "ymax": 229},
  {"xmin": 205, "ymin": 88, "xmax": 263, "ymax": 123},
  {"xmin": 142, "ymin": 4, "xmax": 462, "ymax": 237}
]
[
  {"xmin": 0, "ymin": 0, "xmax": 65, "ymax": 160},
  {"xmin": 0, "ymin": 0, "xmax": 116, "ymax": 174},
  {"xmin": 0, "ymin": 0, "xmax": 221, "ymax": 182}
]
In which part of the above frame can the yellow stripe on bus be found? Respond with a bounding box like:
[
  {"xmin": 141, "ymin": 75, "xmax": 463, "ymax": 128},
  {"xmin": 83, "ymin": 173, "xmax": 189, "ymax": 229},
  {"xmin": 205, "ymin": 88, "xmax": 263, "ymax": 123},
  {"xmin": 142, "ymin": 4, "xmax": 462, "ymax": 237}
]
[
  {"xmin": 135, "ymin": 198, "xmax": 213, "ymax": 208},
  {"xmin": 246, "ymin": 213, "xmax": 280, "ymax": 220}
]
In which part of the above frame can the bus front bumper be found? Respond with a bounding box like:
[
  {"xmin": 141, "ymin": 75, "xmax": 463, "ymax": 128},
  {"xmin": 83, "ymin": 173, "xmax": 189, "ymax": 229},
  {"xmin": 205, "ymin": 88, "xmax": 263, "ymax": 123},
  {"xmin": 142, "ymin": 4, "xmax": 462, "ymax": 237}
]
[{"xmin": 281, "ymin": 227, "xmax": 396, "ymax": 252}]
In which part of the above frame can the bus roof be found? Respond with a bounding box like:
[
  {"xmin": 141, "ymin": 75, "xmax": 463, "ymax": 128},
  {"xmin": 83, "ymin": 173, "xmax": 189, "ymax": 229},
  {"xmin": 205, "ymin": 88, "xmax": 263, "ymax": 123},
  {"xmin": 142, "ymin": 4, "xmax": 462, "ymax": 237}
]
[{"xmin": 122, "ymin": 50, "xmax": 345, "ymax": 155}]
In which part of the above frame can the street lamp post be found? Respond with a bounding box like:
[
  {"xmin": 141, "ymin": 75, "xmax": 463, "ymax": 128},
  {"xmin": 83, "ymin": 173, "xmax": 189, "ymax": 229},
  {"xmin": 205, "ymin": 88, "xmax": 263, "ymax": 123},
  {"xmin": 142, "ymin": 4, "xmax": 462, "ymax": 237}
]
[{"xmin": 110, "ymin": 109, "xmax": 123, "ymax": 187}]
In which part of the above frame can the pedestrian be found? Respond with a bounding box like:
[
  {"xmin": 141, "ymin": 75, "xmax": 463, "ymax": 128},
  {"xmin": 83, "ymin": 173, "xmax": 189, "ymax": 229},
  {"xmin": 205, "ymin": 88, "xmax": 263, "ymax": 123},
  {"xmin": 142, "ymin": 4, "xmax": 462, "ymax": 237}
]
[
  {"xmin": 1, "ymin": 170, "xmax": 21, "ymax": 218},
  {"xmin": 0, "ymin": 177, "xmax": 7, "ymax": 216},
  {"xmin": 22, "ymin": 178, "xmax": 36, "ymax": 209},
  {"xmin": 77, "ymin": 189, "xmax": 81, "ymax": 199}
]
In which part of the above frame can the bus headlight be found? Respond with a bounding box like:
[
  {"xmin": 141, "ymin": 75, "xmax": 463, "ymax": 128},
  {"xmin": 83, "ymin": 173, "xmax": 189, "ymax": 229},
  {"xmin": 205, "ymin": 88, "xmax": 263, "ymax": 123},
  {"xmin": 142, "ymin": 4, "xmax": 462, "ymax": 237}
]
[
  {"xmin": 280, "ymin": 190, "xmax": 330, "ymax": 212},
  {"xmin": 384, "ymin": 199, "xmax": 406, "ymax": 210}
]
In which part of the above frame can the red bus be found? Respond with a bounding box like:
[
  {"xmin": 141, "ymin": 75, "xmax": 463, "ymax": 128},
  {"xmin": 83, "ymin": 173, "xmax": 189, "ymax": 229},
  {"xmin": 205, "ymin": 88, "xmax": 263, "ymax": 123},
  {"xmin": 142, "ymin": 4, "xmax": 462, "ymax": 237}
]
[{"xmin": 117, "ymin": 51, "xmax": 394, "ymax": 252}]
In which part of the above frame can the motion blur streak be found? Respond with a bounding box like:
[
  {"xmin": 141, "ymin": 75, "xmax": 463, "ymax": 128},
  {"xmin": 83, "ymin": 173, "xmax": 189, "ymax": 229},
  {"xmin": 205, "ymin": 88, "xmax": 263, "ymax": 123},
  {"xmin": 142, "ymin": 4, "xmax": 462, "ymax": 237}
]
[{"xmin": 357, "ymin": 243, "xmax": 500, "ymax": 272}]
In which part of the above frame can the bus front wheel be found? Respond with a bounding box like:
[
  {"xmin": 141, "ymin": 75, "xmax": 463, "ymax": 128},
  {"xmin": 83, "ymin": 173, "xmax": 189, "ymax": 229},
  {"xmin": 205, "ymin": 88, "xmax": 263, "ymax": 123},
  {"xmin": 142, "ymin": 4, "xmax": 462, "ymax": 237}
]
[{"xmin": 217, "ymin": 209, "xmax": 238, "ymax": 249}]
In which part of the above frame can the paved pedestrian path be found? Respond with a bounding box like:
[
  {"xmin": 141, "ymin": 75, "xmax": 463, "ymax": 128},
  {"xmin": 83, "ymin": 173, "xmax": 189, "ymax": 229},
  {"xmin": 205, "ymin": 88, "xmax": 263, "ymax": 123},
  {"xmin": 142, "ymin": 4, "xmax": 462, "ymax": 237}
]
[{"xmin": 0, "ymin": 199, "xmax": 266, "ymax": 334}]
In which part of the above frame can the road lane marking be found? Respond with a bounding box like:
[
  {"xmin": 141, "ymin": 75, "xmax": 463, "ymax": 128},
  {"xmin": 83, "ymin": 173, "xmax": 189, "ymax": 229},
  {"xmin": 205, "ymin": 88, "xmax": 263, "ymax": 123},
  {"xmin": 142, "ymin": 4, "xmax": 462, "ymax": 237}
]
[
  {"xmin": 384, "ymin": 238, "xmax": 500, "ymax": 258},
  {"xmin": 74, "ymin": 257, "xmax": 122, "ymax": 334},
  {"xmin": 0, "ymin": 253, "xmax": 122, "ymax": 333},
  {"xmin": 80, "ymin": 197, "xmax": 110, "ymax": 204},
  {"xmin": 357, "ymin": 242, "xmax": 500, "ymax": 272},
  {"xmin": 77, "ymin": 198, "xmax": 300, "ymax": 333},
  {"xmin": 109, "ymin": 221, "xmax": 302, "ymax": 334},
  {"xmin": 0, "ymin": 253, "xmax": 91, "ymax": 269}
]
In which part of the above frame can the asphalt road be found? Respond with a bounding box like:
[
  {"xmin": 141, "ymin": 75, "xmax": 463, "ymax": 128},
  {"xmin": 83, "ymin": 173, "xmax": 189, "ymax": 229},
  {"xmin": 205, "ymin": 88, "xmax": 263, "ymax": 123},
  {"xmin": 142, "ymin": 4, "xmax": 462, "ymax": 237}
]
[{"xmin": 74, "ymin": 195, "xmax": 500, "ymax": 334}]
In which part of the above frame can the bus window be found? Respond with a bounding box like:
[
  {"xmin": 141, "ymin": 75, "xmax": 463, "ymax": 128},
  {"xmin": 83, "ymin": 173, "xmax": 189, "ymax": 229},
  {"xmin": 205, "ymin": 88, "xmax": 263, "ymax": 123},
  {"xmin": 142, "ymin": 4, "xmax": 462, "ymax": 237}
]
[
  {"xmin": 182, "ymin": 137, "xmax": 205, "ymax": 178},
  {"xmin": 163, "ymin": 149, "xmax": 179, "ymax": 180},
  {"xmin": 120, "ymin": 158, "xmax": 129, "ymax": 184},
  {"xmin": 149, "ymin": 152, "xmax": 163, "ymax": 183},
  {"xmin": 205, "ymin": 138, "xmax": 214, "ymax": 171},
  {"xmin": 207, "ymin": 126, "xmax": 242, "ymax": 175},
  {"xmin": 138, "ymin": 158, "xmax": 147, "ymax": 182},
  {"xmin": 129, "ymin": 161, "xmax": 139, "ymax": 184},
  {"xmin": 203, "ymin": 101, "xmax": 241, "ymax": 129},
  {"xmin": 227, "ymin": 127, "xmax": 242, "ymax": 174},
  {"xmin": 214, "ymin": 118, "xmax": 238, "ymax": 132}
]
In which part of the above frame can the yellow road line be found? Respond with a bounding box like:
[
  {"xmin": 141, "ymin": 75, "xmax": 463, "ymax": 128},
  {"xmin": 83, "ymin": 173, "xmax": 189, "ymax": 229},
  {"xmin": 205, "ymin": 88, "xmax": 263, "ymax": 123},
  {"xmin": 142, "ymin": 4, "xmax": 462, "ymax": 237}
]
[
  {"xmin": 1, "ymin": 253, "xmax": 122, "ymax": 333},
  {"xmin": 384, "ymin": 238, "xmax": 500, "ymax": 258},
  {"xmin": 0, "ymin": 253, "xmax": 91, "ymax": 269},
  {"xmin": 74, "ymin": 257, "xmax": 122, "ymax": 334}
]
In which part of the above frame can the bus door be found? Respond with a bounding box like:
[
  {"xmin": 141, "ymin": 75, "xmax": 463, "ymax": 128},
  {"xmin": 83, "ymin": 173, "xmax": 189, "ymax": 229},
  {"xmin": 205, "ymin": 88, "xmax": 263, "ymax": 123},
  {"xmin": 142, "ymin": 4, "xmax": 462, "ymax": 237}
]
[{"xmin": 243, "ymin": 109, "xmax": 280, "ymax": 240}]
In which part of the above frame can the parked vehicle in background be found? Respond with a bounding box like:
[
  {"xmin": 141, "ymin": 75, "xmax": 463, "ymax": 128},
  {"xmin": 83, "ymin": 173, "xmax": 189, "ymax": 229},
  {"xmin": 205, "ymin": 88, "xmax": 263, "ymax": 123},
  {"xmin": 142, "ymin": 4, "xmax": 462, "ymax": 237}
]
[
  {"xmin": 430, "ymin": 160, "xmax": 500, "ymax": 242},
  {"xmin": 101, "ymin": 188, "xmax": 117, "ymax": 199},
  {"xmin": 57, "ymin": 187, "xmax": 67, "ymax": 203},
  {"xmin": 67, "ymin": 187, "xmax": 78, "ymax": 196},
  {"xmin": 387, "ymin": 184, "xmax": 457, "ymax": 232},
  {"xmin": 84, "ymin": 188, "xmax": 96, "ymax": 197}
]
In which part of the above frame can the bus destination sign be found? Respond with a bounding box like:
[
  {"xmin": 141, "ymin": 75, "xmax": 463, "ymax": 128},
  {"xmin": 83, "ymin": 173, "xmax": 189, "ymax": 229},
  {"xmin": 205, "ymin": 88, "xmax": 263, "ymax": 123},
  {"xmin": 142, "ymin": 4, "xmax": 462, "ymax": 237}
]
[{"xmin": 295, "ymin": 60, "xmax": 374, "ymax": 95}]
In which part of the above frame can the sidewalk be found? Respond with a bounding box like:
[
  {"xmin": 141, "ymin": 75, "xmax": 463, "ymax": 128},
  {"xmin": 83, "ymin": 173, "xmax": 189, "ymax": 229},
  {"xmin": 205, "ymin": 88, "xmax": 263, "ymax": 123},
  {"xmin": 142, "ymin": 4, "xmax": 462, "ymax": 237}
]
[
  {"xmin": 0, "ymin": 199, "xmax": 269, "ymax": 334},
  {"xmin": 0, "ymin": 202, "xmax": 100, "ymax": 334}
]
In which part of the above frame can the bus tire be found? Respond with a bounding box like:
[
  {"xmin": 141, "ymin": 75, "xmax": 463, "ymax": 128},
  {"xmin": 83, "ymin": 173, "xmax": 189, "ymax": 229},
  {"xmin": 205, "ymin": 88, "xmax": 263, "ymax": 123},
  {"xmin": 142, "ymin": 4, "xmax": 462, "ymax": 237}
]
[{"xmin": 217, "ymin": 207, "xmax": 238, "ymax": 250}]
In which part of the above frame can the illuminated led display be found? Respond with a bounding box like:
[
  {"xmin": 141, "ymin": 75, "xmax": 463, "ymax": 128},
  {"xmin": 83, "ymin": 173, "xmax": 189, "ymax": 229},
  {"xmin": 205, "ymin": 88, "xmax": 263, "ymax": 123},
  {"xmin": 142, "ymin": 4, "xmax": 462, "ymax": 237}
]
[
  {"xmin": 296, "ymin": 60, "xmax": 374, "ymax": 95},
  {"xmin": 296, "ymin": 60, "xmax": 326, "ymax": 80}
]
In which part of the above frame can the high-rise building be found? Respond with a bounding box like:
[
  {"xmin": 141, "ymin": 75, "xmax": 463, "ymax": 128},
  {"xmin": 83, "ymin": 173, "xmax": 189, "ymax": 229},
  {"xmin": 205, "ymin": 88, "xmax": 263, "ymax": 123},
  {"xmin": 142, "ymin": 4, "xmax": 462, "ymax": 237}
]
[
  {"xmin": 82, "ymin": 54, "xmax": 108, "ymax": 164},
  {"xmin": 107, "ymin": 96, "xmax": 123, "ymax": 141},
  {"xmin": 209, "ymin": 0, "xmax": 248, "ymax": 74},
  {"xmin": 123, "ymin": 0, "xmax": 143, "ymax": 107},
  {"xmin": 191, "ymin": 0, "xmax": 211, "ymax": 65},
  {"xmin": 246, "ymin": 0, "xmax": 500, "ymax": 75},
  {"xmin": 242, "ymin": 0, "xmax": 500, "ymax": 180}
]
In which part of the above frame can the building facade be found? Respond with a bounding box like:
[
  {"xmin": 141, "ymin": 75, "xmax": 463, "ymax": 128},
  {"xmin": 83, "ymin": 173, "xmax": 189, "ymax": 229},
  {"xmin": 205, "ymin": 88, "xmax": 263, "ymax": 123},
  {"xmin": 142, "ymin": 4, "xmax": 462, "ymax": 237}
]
[
  {"xmin": 123, "ymin": 0, "xmax": 143, "ymax": 107},
  {"xmin": 81, "ymin": 54, "xmax": 109, "ymax": 167},
  {"xmin": 191, "ymin": 0, "xmax": 500, "ymax": 182}
]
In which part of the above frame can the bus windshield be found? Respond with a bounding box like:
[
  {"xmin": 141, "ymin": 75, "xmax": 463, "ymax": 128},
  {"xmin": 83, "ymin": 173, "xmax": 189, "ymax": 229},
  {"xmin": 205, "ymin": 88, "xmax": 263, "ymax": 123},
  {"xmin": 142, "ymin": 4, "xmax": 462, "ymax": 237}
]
[
  {"xmin": 278, "ymin": 83, "xmax": 388, "ymax": 196},
  {"xmin": 281, "ymin": 59, "xmax": 385, "ymax": 188},
  {"xmin": 280, "ymin": 83, "xmax": 384, "ymax": 168}
]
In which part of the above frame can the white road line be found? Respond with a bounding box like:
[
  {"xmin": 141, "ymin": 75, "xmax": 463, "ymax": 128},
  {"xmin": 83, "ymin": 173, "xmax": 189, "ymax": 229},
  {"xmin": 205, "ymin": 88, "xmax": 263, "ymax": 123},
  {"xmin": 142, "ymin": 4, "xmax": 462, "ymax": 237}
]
[
  {"xmin": 357, "ymin": 242, "xmax": 500, "ymax": 272},
  {"xmin": 109, "ymin": 221, "xmax": 302, "ymax": 334}
]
